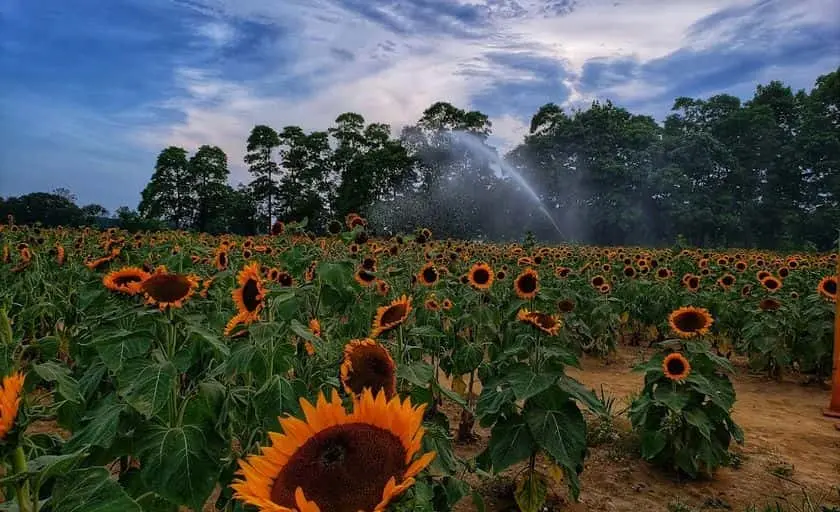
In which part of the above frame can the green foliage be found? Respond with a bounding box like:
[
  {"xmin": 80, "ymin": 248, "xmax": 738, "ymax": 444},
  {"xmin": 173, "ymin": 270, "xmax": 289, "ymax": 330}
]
[{"xmin": 629, "ymin": 341, "xmax": 744, "ymax": 478}]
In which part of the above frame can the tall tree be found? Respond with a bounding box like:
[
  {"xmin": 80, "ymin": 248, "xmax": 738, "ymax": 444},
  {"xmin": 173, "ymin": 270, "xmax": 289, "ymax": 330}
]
[
  {"xmin": 245, "ymin": 125, "xmax": 281, "ymax": 232},
  {"xmin": 188, "ymin": 145, "xmax": 230, "ymax": 233},
  {"xmin": 139, "ymin": 146, "xmax": 194, "ymax": 229},
  {"xmin": 277, "ymin": 126, "xmax": 332, "ymax": 227}
]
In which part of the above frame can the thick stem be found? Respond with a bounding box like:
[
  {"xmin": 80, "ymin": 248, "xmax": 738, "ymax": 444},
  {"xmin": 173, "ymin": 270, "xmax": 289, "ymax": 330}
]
[{"xmin": 12, "ymin": 446, "xmax": 33, "ymax": 512}]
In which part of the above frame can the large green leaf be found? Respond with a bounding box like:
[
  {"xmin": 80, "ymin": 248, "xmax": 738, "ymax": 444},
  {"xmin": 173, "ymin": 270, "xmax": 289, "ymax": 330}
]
[
  {"xmin": 640, "ymin": 430, "xmax": 667, "ymax": 460},
  {"xmin": 684, "ymin": 408, "xmax": 712, "ymax": 440},
  {"xmin": 93, "ymin": 329, "xmax": 152, "ymax": 372},
  {"xmin": 397, "ymin": 361, "xmax": 435, "ymax": 387},
  {"xmin": 32, "ymin": 361, "xmax": 81, "ymax": 403},
  {"xmin": 557, "ymin": 376, "xmax": 605, "ymax": 415},
  {"xmin": 118, "ymin": 360, "xmax": 177, "ymax": 418},
  {"xmin": 523, "ymin": 388, "xmax": 587, "ymax": 500},
  {"xmin": 505, "ymin": 365, "xmax": 559, "ymax": 401},
  {"xmin": 487, "ymin": 414, "xmax": 535, "ymax": 472},
  {"xmin": 65, "ymin": 396, "xmax": 126, "ymax": 451},
  {"xmin": 49, "ymin": 467, "xmax": 141, "ymax": 512},
  {"xmin": 136, "ymin": 424, "xmax": 224, "ymax": 510},
  {"xmin": 652, "ymin": 384, "xmax": 690, "ymax": 412}
]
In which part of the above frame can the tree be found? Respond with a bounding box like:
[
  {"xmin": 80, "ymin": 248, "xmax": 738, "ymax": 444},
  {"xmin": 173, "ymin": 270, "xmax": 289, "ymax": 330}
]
[
  {"xmin": 0, "ymin": 192, "xmax": 84, "ymax": 226},
  {"xmin": 139, "ymin": 146, "xmax": 194, "ymax": 229},
  {"xmin": 245, "ymin": 125, "xmax": 281, "ymax": 232},
  {"xmin": 188, "ymin": 145, "xmax": 230, "ymax": 232}
]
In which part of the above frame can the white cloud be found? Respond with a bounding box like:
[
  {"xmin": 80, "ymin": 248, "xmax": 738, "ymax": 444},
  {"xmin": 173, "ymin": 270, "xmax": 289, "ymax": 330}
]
[
  {"xmin": 196, "ymin": 21, "xmax": 236, "ymax": 47},
  {"xmin": 143, "ymin": 0, "xmax": 840, "ymax": 162}
]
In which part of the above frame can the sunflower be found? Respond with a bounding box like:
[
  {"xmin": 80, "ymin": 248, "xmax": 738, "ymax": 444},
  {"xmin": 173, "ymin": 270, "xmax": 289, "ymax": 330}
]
[
  {"xmin": 210, "ymin": 249, "xmax": 228, "ymax": 271},
  {"xmin": 0, "ymin": 372, "xmax": 25, "ymax": 440},
  {"xmin": 685, "ymin": 275, "xmax": 700, "ymax": 292},
  {"xmin": 759, "ymin": 298, "xmax": 781, "ymax": 311},
  {"xmin": 276, "ymin": 271, "xmax": 295, "ymax": 287},
  {"xmin": 225, "ymin": 262, "xmax": 267, "ymax": 336},
  {"xmin": 375, "ymin": 279, "xmax": 390, "ymax": 296},
  {"xmin": 623, "ymin": 266, "xmax": 636, "ymax": 278},
  {"xmin": 417, "ymin": 263, "xmax": 439, "ymax": 286},
  {"xmin": 354, "ymin": 268, "xmax": 377, "ymax": 287},
  {"xmin": 516, "ymin": 308, "xmax": 561, "ymax": 336},
  {"xmin": 467, "ymin": 262, "xmax": 494, "ymax": 290},
  {"xmin": 305, "ymin": 261, "xmax": 318, "ymax": 282},
  {"xmin": 513, "ymin": 268, "xmax": 539, "ymax": 300},
  {"xmin": 817, "ymin": 276, "xmax": 837, "ymax": 302},
  {"xmin": 668, "ymin": 306, "xmax": 714, "ymax": 338},
  {"xmin": 55, "ymin": 244, "xmax": 65, "ymax": 265},
  {"xmin": 371, "ymin": 295, "xmax": 412, "ymax": 338},
  {"xmin": 424, "ymin": 296, "xmax": 440, "ymax": 311},
  {"xmin": 656, "ymin": 268, "xmax": 672, "ymax": 280},
  {"xmin": 267, "ymin": 268, "xmax": 280, "ymax": 282},
  {"xmin": 304, "ymin": 319, "xmax": 321, "ymax": 356},
  {"xmin": 557, "ymin": 299, "xmax": 575, "ymax": 313},
  {"xmin": 340, "ymin": 339, "xmax": 397, "ymax": 399},
  {"xmin": 554, "ymin": 266, "xmax": 572, "ymax": 278},
  {"xmin": 140, "ymin": 267, "xmax": 199, "ymax": 310},
  {"xmin": 590, "ymin": 275, "xmax": 605, "ymax": 288},
  {"xmin": 760, "ymin": 276, "xmax": 782, "ymax": 292},
  {"xmin": 599, "ymin": 283, "xmax": 611, "ymax": 294},
  {"xmin": 271, "ymin": 220, "xmax": 285, "ymax": 235},
  {"xmin": 441, "ymin": 298, "xmax": 453, "ymax": 310},
  {"xmin": 662, "ymin": 353, "xmax": 691, "ymax": 382},
  {"xmin": 231, "ymin": 388, "xmax": 435, "ymax": 512},
  {"xmin": 362, "ymin": 257, "xmax": 377, "ymax": 272},
  {"xmin": 103, "ymin": 266, "xmax": 150, "ymax": 295}
]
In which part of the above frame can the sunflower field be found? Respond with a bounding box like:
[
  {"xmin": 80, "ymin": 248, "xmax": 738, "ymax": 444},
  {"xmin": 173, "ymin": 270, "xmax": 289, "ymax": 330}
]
[{"xmin": 0, "ymin": 215, "xmax": 837, "ymax": 512}]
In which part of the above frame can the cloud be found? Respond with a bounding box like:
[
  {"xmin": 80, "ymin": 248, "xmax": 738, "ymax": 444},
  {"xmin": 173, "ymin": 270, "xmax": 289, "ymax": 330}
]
[{"xmin": 1, "ymin": 0, "xmax": 838, "ymax": 210}]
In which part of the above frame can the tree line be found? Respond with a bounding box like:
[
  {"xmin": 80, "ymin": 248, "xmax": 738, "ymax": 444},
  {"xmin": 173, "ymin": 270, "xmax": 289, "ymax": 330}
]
[{"xmin": 4, "ymin": 67, "xmax": 837, "ymax": 249}]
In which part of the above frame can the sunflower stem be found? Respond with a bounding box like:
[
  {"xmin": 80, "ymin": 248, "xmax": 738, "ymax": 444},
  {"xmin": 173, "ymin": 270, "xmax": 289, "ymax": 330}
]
[{"xmin": 12, "ymin": 445, "xmax": 33, "ymax": 512}]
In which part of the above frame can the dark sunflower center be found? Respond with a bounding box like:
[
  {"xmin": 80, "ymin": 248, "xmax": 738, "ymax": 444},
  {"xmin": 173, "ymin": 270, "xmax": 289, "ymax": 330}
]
[
  {"xmin": 760, "ymin": 299, "xmax": 780, "ymax": 311},
  {"xmin": 472, "ymin": 268, "xmax": 490, "ymax": 284},
  {"xmin": 422, "ymin": 267, "xmax": 438, "ymax": 283},
  {"xmin": 666, "ymin": 357, "xmax": 686, "ymax": 376},
  {"xmin": 688, "ymin": 277, "xmax": 699, "ymax": 289},
  {"xmin": 658, "ymin": 269, "xmax": 668, "ymax": 277},
  {"xmin": 142, "ymin": 274, "xmax": 191, "ymax": 303},
  {"xmin": 764, "ymin": 279, "xmax": 779, "ymax": 290},
  {"xmin": 624, "ymin": 267, "xmax": 635, "ymax": 277},
  {"xmin": 347, "ymin": 346, "xmax": 396, "ymax": 397},
  {"xmin": 358, "ymin": 270, "xmax": 376, "ymax": 283},
  {"xmin": 518, "ymin": 274, "xmax": 537, "ymax": 293},
  {"xmin": 823, "ymin": 279, "xmax": 837, "ymax": 295},
  {"xmin": 534, "ymin": 314, "xmax": 555, "ymax": 329},
  {"xmin": 591, "ymin": 276, "xmax": 604, "ymax": 287},
  {"xmin": 380, "ymin": 304, "xmax": 407, "ymax": 326},
  {"xmin": 278, "ymin": 272, "xmax": 294, "ymax": 287},
  {"xmin": 674, "ymin": 312, "xmax": 706, "ymax": 333},
  {"xmin": 722, "ymin": 275, "xmax": 734, "ymax": 285},
  {"xmin": 558, "ymin": 300, "xmax": 575, "ymax": 313},
  {"xmin": 242, "ymin": 278, "xmax": 262, "ymax": 312},
  {"xmin": 270, "ymin": 423, "xmax": 407, "ymax": 512},
  {"xmin": 114, "ymin": 274, "xmax": 143, "ymax": 287},
  {"xmin": 218, "ymin": 253, "xmax": 227, "ymax": 267}
]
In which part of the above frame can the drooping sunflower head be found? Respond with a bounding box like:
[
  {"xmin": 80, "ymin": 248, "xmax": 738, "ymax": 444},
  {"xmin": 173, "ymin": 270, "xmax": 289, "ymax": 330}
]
[
  {"xmin": 0, "ymin": 372, "xmax": 25, "ymax": 440},
  {"xmin": 817, "ymin": 275, "xmax": 837, "ymax": 302},
  {"xmin": 103, "ymin": 266, "xmax": 150, "ymax": 296},
  {"xmin": 760, "ymin": 276, "xmax": 782, "ymax": 292},
  {"xmin": 140, "ymin": 267, "xmax": 199, "ymax": 309},
  {"xmin": 354, "ymin": 268, "xmax": 377, "ymax": 287},
  {"xmin": 759, "ymin": 298, "xmax": 781, "ymax": 311},
  {"xmin": 232, "ymin": 262, "xmax": 266, "ymax": 317},
  {"xmin": 513, "ymin": 267, "xmax": 539, "ymax": 300},
  {"xmin": 557, "ymin": 299, "xmax": 575, "ymax": 313},
  {"xmin": 516, "ymin": 308, "xmax": 562, "ymax": 336},
  {"xmin": 668, "ymin": 306, "xmax": 714, "ymax": 338},
  {"xmin": 662, "ymin": 353, "xmax": 691, "ymax": 382},
  {"xmin": 231, "ymin": 388, "xmax": 435, "ymax": 512},
  {"xmin": 467, "ymin": 262, "xmax": 494, "ymax": 290},
  {"xmin": 417, "ymin": 262, "xmax": 439, "ymax": 286},
  {"xmin": 371, "ymin": 295, "xmax": 412, "ymax": 338},
  {"xmin": 340, "ymin": 338, "xmax": 397, "ymax": 399}
]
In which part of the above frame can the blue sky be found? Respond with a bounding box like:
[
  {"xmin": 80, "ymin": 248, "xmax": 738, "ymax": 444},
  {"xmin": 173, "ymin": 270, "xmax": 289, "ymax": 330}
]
[{"xmin": 1, "ymin": 0, "xmax": 838, "ymax": 212}]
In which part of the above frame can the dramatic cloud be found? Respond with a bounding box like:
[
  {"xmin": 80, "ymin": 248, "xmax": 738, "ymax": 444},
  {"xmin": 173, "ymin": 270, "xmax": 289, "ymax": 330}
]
[{"xmin": 0, "ymin": 0, "xmax": 837, "ymax": 210}]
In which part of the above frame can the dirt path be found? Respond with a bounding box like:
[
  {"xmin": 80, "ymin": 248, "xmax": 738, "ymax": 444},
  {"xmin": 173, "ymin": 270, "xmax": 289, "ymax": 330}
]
[{"xmin": 448, "ymin": 348, "xmax": 840, "ymax": 512}]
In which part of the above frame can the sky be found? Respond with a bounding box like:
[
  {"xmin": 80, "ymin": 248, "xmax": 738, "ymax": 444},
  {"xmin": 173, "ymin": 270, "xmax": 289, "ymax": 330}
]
[{"xmin": 0, "ymin": 0, "xmax": 838, "ymax": 212}]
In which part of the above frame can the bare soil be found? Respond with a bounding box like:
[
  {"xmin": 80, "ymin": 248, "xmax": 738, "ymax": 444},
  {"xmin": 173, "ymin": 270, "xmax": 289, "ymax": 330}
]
[{"xmin": 446, "ymin": 347, "xmax": 840, "ymax": 512}]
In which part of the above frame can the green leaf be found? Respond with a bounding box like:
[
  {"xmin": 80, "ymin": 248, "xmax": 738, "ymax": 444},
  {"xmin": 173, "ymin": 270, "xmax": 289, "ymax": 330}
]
[
  {"xmin": 32, "ymin": 361, "xmax": 81, "ymax": 403},
  {"xmin": 408, "ymin": 325, "xmax": 445, "ymax": 338},
  {"xmin": 66, "ymin": 397, "xmax": 126, "ymax": 451},
  {"xmin": 422, "ymin": 423, "xmax": 457, "ymax": 474},
  {"xmin": 475, "ymin": 385, "xmax": 515, "ymax": 422},
  {"xmin": 397, "ymin": 361, "xmax": 435, "ymax": 387},
  {"xmin": 49, "ymin": 467, "xmax": 141, "ymax": 512},
  {"xmin": 118, "ymin": 360, "xmax": 177, "ymax": 418},
  {"xmin": 523, "ymin": 387, "xmax": 587, "ymax": 500},
  {"xmin": 136, "ymin": 424, "xmax": 223, "ymax": 510},
  {"xmin": 28, "ymin": 451, "xmax": 87, "ymax": 489},
  {"xmin": 515, "ymin": 472, "xmax": 548, "ymax": 512},
  {"xmin": 652, "ymin": 384, "xmax": 690, "ymax": 412},
  {"xmin": 488, "ymin": 414, "xmax": 535, "ymax": 472},
  {"xmin": 433, "ymin": 380, "xmax": 468, "ymax": 408},
  {"xmin": 684, "ymin": 408, "xmax": 712, "ymax": 440},
  {"xmin": 187, "ymin": 324, "xmax": 231, "ymax": 359},
  {"xmin": 289, "ymin": 319, "xmax": 319, "ymax": 343},
  {"xmin": 640, "ymin": 430, "xmax": 667, "ymax": 460},
  {"xmin": 557, "ymin": 376, "xmax": 605, "ymax": 415},
  {"xmin": 505, "ymin": 365, "xmax": 559, "ymax": 401},
  {"xmin": 93, "ymin": 329, "xmax": 152, "ymax": 372}
]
